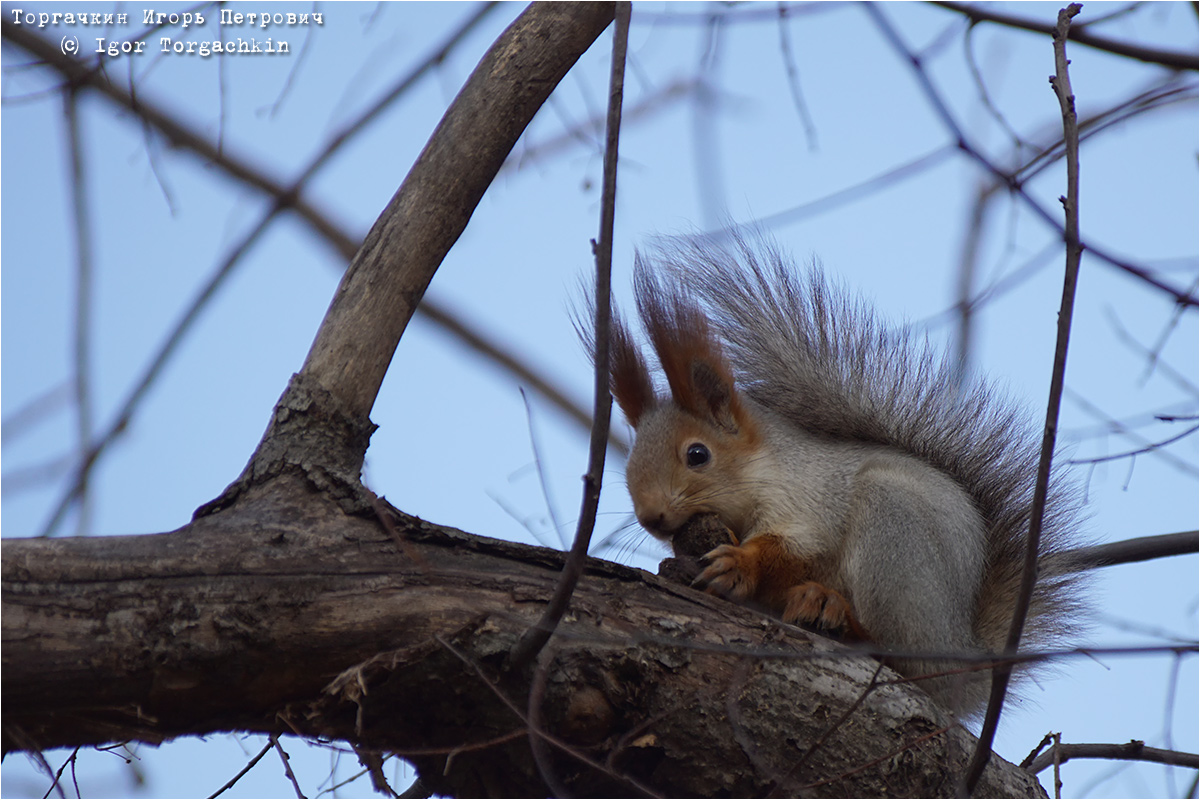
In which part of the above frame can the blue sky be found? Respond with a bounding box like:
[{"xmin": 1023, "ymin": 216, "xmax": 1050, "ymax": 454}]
[{"xmin": 2, "ymin": 2, "xmax": 1197, "ymax": 797}]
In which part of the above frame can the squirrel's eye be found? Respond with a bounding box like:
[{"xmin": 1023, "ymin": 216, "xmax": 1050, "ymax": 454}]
[{"xmin": 686, "ymin": 443, "xmax": 711, "ymax": 468}]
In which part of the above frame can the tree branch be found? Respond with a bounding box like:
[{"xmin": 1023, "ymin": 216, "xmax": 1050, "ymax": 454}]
[
  {"xmin": 1027, "ymin": 740, "xmax": 1200, "ymax": 775},
  {"xmin": 931, "ymin": 1, "xmax": 1200, "ymax": 71},
  {"xmin": 1055, "ymin": 530, "xmax": 1199, "ymax": 572},
  {"xmin": 188, "ymin": 4, "xmax": 616, "ymax": 517},
  {"xmin": 511, "ymin": 0, "xmax": 628, "ymax": 670},
  {"xmin": 1, "ymin": 477, "xmax": 1048, "ymax": 798},
  {"xmin": 297, "ymin": 3, "xmax": 616, "ymax": 423},
  {"xmin": 966, "ymin": 5, "xmax": 1084, "ymax": 791}
]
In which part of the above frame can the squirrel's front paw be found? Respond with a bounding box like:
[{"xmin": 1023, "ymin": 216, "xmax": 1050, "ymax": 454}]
[
  {"xmin": 692, "ymin": 544, "xmax": 757, "ymax": 602},
  {"xmin": 783, "ymin": 582, "xmax": 865, "ymax": 640}
]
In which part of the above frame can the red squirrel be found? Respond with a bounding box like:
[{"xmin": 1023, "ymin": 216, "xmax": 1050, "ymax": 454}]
[{"xmin": 598, "ymin": 235, "xmax": 1085, "ymax": 717}]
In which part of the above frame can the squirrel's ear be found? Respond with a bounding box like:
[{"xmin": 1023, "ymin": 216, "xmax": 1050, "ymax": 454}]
[
  {"xmin": 609, "ymin": 311, "xmax": 656, "ymax": 428},
  {"xmin": 690, "ymin": 360, "xmax": 741, "ymax": 433}
]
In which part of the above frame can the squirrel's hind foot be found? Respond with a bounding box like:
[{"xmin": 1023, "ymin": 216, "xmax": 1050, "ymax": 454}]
[{"xmin": 783, "ymin": 582, "xmax": 868, "ymax": 641}]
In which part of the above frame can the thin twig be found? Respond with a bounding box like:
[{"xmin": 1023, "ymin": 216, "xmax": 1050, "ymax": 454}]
[
  {"xmin": 1052, "ymin": 731, "xmax": 1063, "ymax": 799},
  {"xmin": 209, "ymin": 739, "xmax": 274, "ymax": 799},
  {"xmin": 863, "ymin": 3, "xmax": 1198, "ymax": 308},
  {"xmin": 351, "ymin": 745, "xmax": 399, "ymax": 798},
  {"xmin": 0, "ymin": 381, "xmax": 71, "ymax": 446},
  {"xmin": 64, "ymin": 86, "xmax": 94, "ymax": 537},
  {"xmin": 776, "ymin": 2, "xmax": 818, "ymax": 151},
  {"xmin": 770, "ymin": 662, "xmax": 886, "ymax": 797},
  {"xmin": 1051, "ymin": 530, "xmax": 1199, "ymax": 572},
  {"xmin": 527, "ymin": 646, "xmax": 570, "ymax": 796},
  {"xmin": 8, "ymin": 5, "xmax": 503, "ymax": 537},
  {"xmin": 1066, "ymin": 425, "xmax": 1199, "ymax": 465},
  {"xmin": 271, "ymin": 734, "xmax": 307, "ymax": 799},
  {"xmin": 1020, "ymin": 731, "xmax": 1057, "ymax": 769},
  {"xmin": 1064, "ymin": 386, "xmax": 1197, "ymax": 474},
  {"xmin": 36, "ymin": 213, "xmax": 276, "ymax": 537},
  {"xmin": 509, "ymin": 1, "xmax": 628, "ymax": 670},
  {"xmin": 435, "ymin": 634, "xmax": 661, "ymax": 797},
  {"xmin": 964, "ymin": 5, "xmax": 1084, "ymax": 792},
  {"xmin": 519, "ymin": 387, "xmax": 567, "ymax": 549},
  {"xmin": 1027, "ymin": 740, "xmax": 1200, "ymax": 775},
  {"xmin": 41, "ymin": 747, "xmax": 76, "ymax": 799},
  {"xmin": 932, "ymin": 1, "xmax": 1199, "ymax": 71}
]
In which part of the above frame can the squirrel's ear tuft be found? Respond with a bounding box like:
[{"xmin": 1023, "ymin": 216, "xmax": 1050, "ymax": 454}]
[
  {"xmin": 635, "ymin": 261, "xmax": 753, "ymax": 437},
  {"xmin": 574, "ymin": 288, "xmax": 656, "ymax": 428},
  {"xmin": 609, "ymin": 310, "xmax": 656, "ymax": 428}
]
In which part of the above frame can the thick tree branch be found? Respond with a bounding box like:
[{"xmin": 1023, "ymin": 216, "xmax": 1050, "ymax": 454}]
[
  {"xmin": 298, "ymin": 3, "xmax": 616, "ymax": 423},
  {"xmin": 2, "ymin": 477, "xmax": 1048, "ymax": 798},
  {"xmin": 191, "ymin": 3, "xmax": 616, "ymax": 517}
]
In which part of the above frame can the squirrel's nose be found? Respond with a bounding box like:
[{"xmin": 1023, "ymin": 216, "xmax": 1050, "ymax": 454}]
[
  {"xmin": 638, "ymin": 511, "xmax": 663, "ymax": 531},
  {"xmin": 637, "ymin": 510, "xmax": 676, "ymax": 538}
]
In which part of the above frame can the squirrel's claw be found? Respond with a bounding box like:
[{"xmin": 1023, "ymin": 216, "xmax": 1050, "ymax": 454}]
[
  {"xmin": 692, "ymin": 543, "xmax": 757, "ymax": 602},
  {"xmin": 783, "ymin": 582, "xmax": 866, "ymax": 640}
]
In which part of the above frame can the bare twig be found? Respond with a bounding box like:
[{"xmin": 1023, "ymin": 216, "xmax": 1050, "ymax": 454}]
[
  {"xmin": 714, "ymin": 144, "xmax": 957, "ymax": 236},
  {"xmin": 1, "ymin": 381, "xmax": 71, "ymax": 447},
  {"xmin": 863, "ymin": 3, "xmax": 1198, "ymax": 308},
  {"xmin": 208, "ymin": 739, "xmax": 273, "ymax": 799},
  {"xmin": 1064, "ymin": 387, "xmax": 1197, "ymax": 474},
  {"xmin": 1052, "ymin": 530, "xmax": 1199, "ymax": 572},
  {"xmin": 1066, "ymin": 425, "xmax": 1199, "ymax": 465},
  {"xmin": 510, "ymin": 1, "xmax": 627, "ymax": 669},
  {"xmin": 35, "ymin": 214, "xmax": 276, "ymax": 537},
  {"xmin": 1105, "ymin": 306, "xmax": 1200, "ymax": 395},
  {"xmin": 42, "ymin": 747, "xmax": 77, "ymax": 799},
  {"xmin": 932, "ymin": 1, "xmax": 1200, "ymax": 71},
  {"xmin": 1052, "ymin": 731, "xmax": 1063, "ymax": 799},
  {"xmin": 770, "ymin": 662, "xmax": 886, "ymax": 797},
  {"xmin": 1020, "ymin": 731, "xmax": 1057, "ymax": 769},
  {"xmin": 64, "ymin": 87, "xmax": 94, "ymax": 537},
  {"xmin": 693, "ymin": 11, "xmax": 728, "ymax": 228},
  {"xmin": 270, "ymin": 734, "xmax": 306, "ymax": 799},
  {"xmin": 776, "ymin": 2, "xmax": 818, "ymax": 151},
  {"xmin": 527, "ymin": 646, "xmax": 570, "ymax": 797},
  {"xmin": 435, "ymin": 634, "xmax": 661, "ymax": 797},
  {"xmin": 351, "ymin": 745, "xmax": 399, "ymax": 798},
  {"xmin": 963, "ymin": 6, "xmax": 1084, "ymax": 792},
  {"xmin": 1027, "ymin": 740, "xmax": 1200, "ymax": 775},
  {"xmin": 7, "ymin": 5, "xmax": 504, "ymax": 537},
  {"xmin": 519, "ymin": 388, "xmax": 567, "ymax": 549},
  {"xmin": 420, "ymin": 299, "xmax": 630, "ymax": 457}
]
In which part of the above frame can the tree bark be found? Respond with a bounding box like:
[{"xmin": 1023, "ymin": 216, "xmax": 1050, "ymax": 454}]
[{"xmin": 3, "ymin": 475, "xmax": 1045, "ymax": 798}]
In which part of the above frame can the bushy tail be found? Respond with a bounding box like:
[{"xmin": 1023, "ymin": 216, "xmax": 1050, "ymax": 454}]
[{"xmin": 638, "ymin": 232, "xmax": 1088, "ymax": 658}]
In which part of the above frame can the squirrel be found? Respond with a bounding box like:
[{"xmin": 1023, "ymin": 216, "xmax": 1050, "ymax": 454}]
[{"xmin": 596, "ymin": 233, "xmax": 1086, "ymax": 718}]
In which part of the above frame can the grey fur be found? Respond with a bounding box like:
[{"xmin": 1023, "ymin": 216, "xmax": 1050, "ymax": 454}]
[{"xmin": 617, "ymin": 233, "xmax": 1087, "ymax": 718}]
